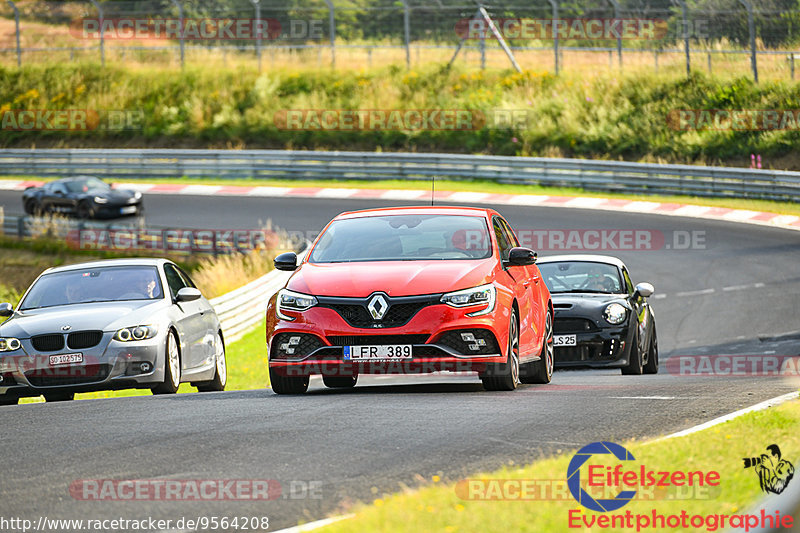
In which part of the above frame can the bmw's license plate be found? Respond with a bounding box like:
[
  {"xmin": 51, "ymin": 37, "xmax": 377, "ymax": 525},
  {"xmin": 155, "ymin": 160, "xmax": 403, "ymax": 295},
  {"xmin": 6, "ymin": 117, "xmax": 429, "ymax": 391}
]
[
  {"xmin": 344, "ymin": 345, "xmax": 412, "ymax": 361},
  {"xmin": 553, "ymin": 335, "xmax": 577, "ymax": 347},
  {"xmin": 120, "ymin": 206, "xmax": 137, "ymax": 215},
  {"xmin": 49, "ymin": 353, "xmax": 84, "ymax": 366}
]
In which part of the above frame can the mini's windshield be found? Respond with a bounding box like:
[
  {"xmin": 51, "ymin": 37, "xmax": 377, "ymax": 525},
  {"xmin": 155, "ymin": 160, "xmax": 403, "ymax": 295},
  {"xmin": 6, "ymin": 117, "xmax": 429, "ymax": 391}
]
[
  {"xmin": 538, "ymin": 261, "xmax": 623, "ymax": 294},
  {"xmin": 65, "ymin": 177, "xmax": 110, "ymax": 193},
  {"xmin": 19, "ymin": 266, "xmax": 164, "ymax": 310},
  {"xmin": 309, "ymin": 214, "xmax": 492, "ymax": 263}
]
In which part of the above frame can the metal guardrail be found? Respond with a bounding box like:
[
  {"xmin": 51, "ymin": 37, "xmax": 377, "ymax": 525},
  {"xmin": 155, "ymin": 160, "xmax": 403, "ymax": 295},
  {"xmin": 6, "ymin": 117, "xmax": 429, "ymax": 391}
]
[
  {"xmin": 1, "ymin": 148, "xmax": 800, "ymax": 202},
  {"xmin": 209, "ymin": 246, "xmax": 307, "ymax": 343}
]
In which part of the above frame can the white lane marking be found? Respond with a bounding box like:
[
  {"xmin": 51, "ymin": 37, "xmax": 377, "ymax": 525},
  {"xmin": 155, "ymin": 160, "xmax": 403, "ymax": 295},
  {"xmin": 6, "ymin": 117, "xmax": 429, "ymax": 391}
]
[
  {"xmin": 380, "ymin": 189, "xmax": 427, "ymax": 200},
  {"xmin": 653, "ymin": 293, "xmax": 667, "ymax": 300},
  {"xmin": 315, "ymin": 188, "xmax": 359, "ymax": 198},
  {"xmin": 446, "ymin": 191, "xmax": 491, "ymax": 202},
  {"xmin": 247, "ymin": 186, "xmax": 294, "ymax": 197},
  {"xmin": 622, "ymin": 201, "xmax": 661, "ymax": 212},
  {"xmin": 653, "ymin": 391, "xmax": 800, "ymax": 442},
  {"xmin": 610, "ymin": 396, "xmax": 678, "ymax": 400},
  {"xmin": 754, "ymin": 282, "xmax": 765, "ymax": 288},
  {"xmin": 506, "ymin": 194, "xmax": 550, "ymax": 205},
  {"xmin": 675, "ymin": 288, "xmax": 715, "ymax": 297},
  {"xmin": 271, "ymin": 515, "xmax": 355, "ymax": 533},
  {"xmin": 722, "ymin": 284, "xmax": 754, "ymax": 292},
  {"xmin": 564, "ymin": 197, "xmax": 608, "ymax": 208}
]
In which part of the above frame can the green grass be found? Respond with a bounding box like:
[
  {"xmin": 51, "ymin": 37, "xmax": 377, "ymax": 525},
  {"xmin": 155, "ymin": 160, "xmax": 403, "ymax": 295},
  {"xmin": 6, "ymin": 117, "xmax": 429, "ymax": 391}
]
[
  {"xmin": 2, "ymin": 63, "xmax": 800, "ymax": 169},
  {"xmin": 316, "ymin": 398, "xmax": 800, "ymax": 533},
  {"xmin": 19, "ymin": 320, "xmax": 269, "ymax": 404}
]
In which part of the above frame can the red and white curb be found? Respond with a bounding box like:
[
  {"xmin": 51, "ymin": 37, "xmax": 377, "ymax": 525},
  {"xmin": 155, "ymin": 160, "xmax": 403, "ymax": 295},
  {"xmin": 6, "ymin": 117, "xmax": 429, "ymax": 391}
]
[{"xmin": 2, "ymin": 179, "xmax": 799, "ymax": 232}]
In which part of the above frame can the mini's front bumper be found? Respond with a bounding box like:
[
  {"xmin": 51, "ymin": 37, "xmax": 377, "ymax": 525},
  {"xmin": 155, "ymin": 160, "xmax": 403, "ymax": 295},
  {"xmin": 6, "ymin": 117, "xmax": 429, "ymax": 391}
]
[
  {"xmin": 0, "ymin": 332, "xmax": 165, "ymax": 398},
  {"xmin": 553, "ymin": 326, "xmax": 631, "ymax": 368}
]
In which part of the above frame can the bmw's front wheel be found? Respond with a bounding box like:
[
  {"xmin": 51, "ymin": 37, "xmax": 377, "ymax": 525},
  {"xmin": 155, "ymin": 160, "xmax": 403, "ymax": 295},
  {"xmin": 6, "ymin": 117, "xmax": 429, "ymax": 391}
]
[
  {"xmin": 196, "ymin": 332, "xmax": 227, "ymax": 392},
  {"xmin": 153, "ymin": 330, "xmax": 181, "ymax": 394}
]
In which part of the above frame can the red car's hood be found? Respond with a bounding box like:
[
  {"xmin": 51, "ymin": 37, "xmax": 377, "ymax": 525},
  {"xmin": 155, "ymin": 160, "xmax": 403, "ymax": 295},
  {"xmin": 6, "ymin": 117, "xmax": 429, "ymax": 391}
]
[{"xmin": 287, "ymin": 260, "xmax": 495, "ymax": 297}]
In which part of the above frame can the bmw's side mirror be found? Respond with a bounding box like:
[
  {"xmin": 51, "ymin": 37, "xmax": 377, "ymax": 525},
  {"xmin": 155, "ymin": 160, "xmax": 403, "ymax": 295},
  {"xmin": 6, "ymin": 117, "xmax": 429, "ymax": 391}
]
[
  {"xmin": 506, "ymin": 247, "xmax": 537, "ymax": 266},
  {"xmin": 274, "ymin": 252, "xmax": 298, "ymax": 271},
  {"xmin": 0, "ymin": 303, "xmax": 13, "ymax": 317},
  {"xmin": 176, "ymin": 287, "xmax": 202, "ymax": 303},
  {"xmin": 634, "ymin": 282, "xmax": 655, "ymax": 298}
]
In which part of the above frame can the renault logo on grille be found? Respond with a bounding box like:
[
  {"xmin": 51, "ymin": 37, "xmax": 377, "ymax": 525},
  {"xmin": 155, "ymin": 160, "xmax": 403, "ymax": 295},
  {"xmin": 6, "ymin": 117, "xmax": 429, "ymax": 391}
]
[{"xmin": 367, "ymin": 294, "xmax": 389, "ymax": 320}]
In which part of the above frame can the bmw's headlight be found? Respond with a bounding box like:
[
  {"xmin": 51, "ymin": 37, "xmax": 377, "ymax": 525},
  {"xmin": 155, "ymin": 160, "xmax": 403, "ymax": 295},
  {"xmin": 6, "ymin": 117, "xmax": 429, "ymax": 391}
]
[
  {"xmin": 604, "ymin": 303, "xmax": 627, "ymax": 325},
  {"xmin": 276, "ymin": 289, "xmax": 318, "ymax": 321},
  {"xmin": 0, "ymin": 338, "xmax": 22, "ymax": 352},
  {"xmin": 440, "ymin": 284, "xmax": 496, "ymax": 317},
  {"xmin": 93, "ymin": 196, "xmax": 108, "ymax": 204},
  {"xmin": 114, "ymin": 325, "xmax": 157, "ymax": 342}
]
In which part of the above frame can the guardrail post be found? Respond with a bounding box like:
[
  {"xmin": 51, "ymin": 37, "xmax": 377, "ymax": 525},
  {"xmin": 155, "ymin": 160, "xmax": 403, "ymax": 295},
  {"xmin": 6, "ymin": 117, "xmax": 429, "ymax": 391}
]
[
  {"xmin": 738, "ymin": 0, "xmax": 758, "ymax": 82},
  {"xmin": 402, "ymin": 0, "xmax": 411, "ymax": 69},
  {"xmin": 607, "ymin": 0, "xmax": 622, "ymax": 69},
  {"xmin": 547, "ymin": 0, "xmax": 559, "ymax": 75},
  {"xmin": 791, "ymin": 54, "xmax": 796, "ymax": 80},
  {"xmin": 89, "ymin": 0, "xmax": 104, "ymax": 66},
  {"xmin": 169, "ymin": 0, "xmax": 184, "ymax": 69},
  {"xmin": 6, "ymin": 0, "xmax": 20, "ymax": 67},
  {"xmin": 324, "ymin": 0, "xmax": 335, "ymax": 68},
  {"xmin": 250, "ymin": 0, "xmax": 262, "ymax": 72}
]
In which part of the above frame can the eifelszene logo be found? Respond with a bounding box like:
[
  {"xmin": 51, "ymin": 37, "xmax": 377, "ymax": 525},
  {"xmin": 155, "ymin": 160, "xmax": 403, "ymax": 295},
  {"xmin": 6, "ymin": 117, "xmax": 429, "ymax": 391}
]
[{"xmin": 743, "ymin": 444, "xmax": 795, "ymax": 495}]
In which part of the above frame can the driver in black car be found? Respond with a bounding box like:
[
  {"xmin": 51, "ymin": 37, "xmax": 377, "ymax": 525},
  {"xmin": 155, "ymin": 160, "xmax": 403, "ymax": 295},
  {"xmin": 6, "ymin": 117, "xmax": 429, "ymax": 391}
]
[{"xmin": 583, "ymin": 265, "xmax": 615, "ymax": 292}]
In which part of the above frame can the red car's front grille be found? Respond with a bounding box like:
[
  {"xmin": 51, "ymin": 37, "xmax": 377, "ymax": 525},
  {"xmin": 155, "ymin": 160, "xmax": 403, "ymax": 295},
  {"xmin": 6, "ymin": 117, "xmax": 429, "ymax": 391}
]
[{"xmin": 326, "ymin": 302, "xmax": 429, "ymax": 328}]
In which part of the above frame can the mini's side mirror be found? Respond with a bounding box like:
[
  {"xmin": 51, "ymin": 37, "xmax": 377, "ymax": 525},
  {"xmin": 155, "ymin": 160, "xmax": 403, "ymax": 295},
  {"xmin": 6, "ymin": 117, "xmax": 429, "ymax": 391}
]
[
  {"xmin": 0, "ymin": 303, "xmax": 13, "ymax": 317},
  {"xmin": 274, "ymin": 252, "xmax": 298, "ymax": 271},
  {"xmin": 506, "ymin": 247, "xmax": 537, "ymax": 266},
  {"xmin": 176, "ymin": 287, "xmax": 202, "ymax": 303},
  {"xmin": 634, "ymin": 282, "xmax": 655, "ymax": 298}
]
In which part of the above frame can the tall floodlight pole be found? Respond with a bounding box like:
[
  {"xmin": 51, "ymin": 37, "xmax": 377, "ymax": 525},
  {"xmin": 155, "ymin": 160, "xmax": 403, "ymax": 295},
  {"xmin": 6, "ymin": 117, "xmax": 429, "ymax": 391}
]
[
  {"xmin": 89, "ymin": 0, "xmax": 104, "ymax": 66},
  {"xmin": 738, "ymin": 0, "xmax": 757, "ymax": 82},
  {"xmin": 547, "ymin": 0, "xmax": 559, "ymax": 75}
]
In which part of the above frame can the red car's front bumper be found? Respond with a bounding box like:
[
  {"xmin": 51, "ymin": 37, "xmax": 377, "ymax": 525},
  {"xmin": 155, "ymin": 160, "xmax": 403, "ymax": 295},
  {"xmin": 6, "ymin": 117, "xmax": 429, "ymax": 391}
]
[{"xmin": 267, "ymin": 297, "xmax": 510, "ymax": 377}]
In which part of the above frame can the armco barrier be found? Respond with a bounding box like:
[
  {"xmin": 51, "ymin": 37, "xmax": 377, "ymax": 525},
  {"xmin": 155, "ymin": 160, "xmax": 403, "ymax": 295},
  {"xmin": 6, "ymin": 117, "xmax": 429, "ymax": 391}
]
[
  {"xmin": 209, "ymin": 246, "xmax": 308, "ymax": 343},
  {"xmin": 1, "ymin": 149, "xmax": 800, "ymax": 201}
]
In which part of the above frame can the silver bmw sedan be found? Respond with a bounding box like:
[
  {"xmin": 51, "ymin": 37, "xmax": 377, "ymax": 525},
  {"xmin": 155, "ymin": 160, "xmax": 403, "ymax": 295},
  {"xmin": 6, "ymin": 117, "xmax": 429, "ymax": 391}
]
[{"xmin": 0, "ymin": 258, "xmax": 226, "ymax": 404}]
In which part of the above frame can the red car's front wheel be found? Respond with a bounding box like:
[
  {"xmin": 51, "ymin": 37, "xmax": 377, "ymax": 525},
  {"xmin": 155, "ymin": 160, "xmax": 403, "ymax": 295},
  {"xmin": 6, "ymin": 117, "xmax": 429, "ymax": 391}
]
[{"xmin": 481, "ymin": 310, "xmax": 520, "ymax": 391}]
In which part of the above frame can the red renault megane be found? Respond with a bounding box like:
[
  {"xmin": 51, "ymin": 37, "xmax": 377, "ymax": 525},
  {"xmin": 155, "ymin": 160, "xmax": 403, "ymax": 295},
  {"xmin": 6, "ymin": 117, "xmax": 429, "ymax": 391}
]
[{"xmin": 266, "ymin": 206, "xmax": 553, "ymax": 394}]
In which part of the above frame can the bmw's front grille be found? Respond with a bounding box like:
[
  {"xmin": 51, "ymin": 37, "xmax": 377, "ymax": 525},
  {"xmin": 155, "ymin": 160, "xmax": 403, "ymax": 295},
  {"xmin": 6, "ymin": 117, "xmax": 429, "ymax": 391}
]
[
  {"xmin": 31, "ymin": 334, "xmax": 65, "ymax": 352},
  {"xmin": 67, "ymin": 331, "xmax": 103, "ymax": 350},
  {"xmin": 553, "ymin": 318, "xmax": 598, "ymax": 334},
  {"xmin": 318, "ymin": 294, "xmax": 441, "ymax": 329}
]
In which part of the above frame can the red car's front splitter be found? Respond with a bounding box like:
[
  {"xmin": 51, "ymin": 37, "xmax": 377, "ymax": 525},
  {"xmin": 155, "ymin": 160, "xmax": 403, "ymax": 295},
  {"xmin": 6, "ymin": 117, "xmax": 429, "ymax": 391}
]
[{"xmin": 269, "ymin": 356, "xmax": 505, "ymax": 377}]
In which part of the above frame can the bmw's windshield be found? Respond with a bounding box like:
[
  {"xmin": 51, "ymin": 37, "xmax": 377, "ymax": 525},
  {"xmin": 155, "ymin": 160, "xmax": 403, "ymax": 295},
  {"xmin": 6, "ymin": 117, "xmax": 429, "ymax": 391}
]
[
  {"xmin": 309, "ymin": 214, "xmax": 492, "ymax": 263},
  {"xmin": 19, "ymin": 266, "xmax": 164, "ymax": 310},
  {"xmin": 538, "ymin": 261, "xmax": 624, "ymax": 294}
]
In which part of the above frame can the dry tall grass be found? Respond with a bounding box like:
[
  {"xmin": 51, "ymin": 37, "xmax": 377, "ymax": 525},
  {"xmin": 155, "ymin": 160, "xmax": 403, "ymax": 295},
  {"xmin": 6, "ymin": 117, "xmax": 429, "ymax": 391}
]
[{"xmin": 191, "ymin": 248, "xmax": 280, "ymax": 299}]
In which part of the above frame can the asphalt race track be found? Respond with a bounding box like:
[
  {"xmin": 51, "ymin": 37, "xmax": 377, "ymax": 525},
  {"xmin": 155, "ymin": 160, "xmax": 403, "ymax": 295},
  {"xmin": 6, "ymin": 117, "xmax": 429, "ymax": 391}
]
[{"xmin": 0, "ymin": 190, "xmax": 799, "ymax": 530}]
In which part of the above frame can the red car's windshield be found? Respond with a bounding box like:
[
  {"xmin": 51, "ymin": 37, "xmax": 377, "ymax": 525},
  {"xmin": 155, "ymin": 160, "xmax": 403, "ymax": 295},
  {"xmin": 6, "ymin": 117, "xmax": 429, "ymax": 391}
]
[{"xmin": 309, "ymin": 214, "xmax": 492, "ymax": 263}]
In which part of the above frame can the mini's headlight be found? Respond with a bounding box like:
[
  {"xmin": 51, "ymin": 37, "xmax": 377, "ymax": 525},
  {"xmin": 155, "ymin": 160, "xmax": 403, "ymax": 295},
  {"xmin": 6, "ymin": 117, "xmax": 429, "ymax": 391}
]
[
  {"xmin": 0, "ymin": 338, "xmax": 21, "ymax": 352},
  {"xmin": 276, "ymin": 289, "xmax": 318, "ymax": 321},
  {"xmin": 604, "ymin": 303, "xmax": 627, "ymax": 325},
  {"xmin": 93, "ymin": 196, "xmax": 108, "ymax": 204},
  {"xmin": 440, "ymin": 284, "xmax": 496, "ymax": 317},
  {"xmin": 114, "ymin": 325, "xmax": 157, "ymax": 342}
]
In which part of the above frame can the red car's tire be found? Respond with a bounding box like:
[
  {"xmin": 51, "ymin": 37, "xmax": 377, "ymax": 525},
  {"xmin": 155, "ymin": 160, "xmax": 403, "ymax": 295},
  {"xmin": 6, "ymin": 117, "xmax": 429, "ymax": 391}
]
[
  {"xmin": 521, "ymin": 310, "xmax": 553, "ymax": 384},
  {"xmin": 270, "ymin": 366, "xmax": 309, "ymax": 395},
  {"xmin": 482, "ymin": 310, "xmax": 520, "ymax": 391}
]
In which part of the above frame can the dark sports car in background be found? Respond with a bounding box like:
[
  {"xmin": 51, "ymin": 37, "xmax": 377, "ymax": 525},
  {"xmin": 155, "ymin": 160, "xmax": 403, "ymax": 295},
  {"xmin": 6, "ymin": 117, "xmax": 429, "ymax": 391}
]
[
  {"xmin": 537, "ymin": 255, "xmax": 658, "ymax": 375},
  {"xmin": 22, "ymin": 176, "xmax": 143, "ymax": 219}
]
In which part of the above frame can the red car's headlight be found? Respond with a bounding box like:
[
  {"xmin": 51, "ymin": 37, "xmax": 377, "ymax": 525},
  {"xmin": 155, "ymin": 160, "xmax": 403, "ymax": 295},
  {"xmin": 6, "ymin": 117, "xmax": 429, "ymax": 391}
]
[
  {"xmin": 276, "ymin": 289, "xmax": 318, "ymax": 321},
  {"xmin": 440, "ymin": 284, "xmax": 496, "ymax": 317}
]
